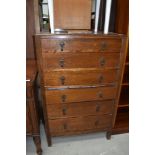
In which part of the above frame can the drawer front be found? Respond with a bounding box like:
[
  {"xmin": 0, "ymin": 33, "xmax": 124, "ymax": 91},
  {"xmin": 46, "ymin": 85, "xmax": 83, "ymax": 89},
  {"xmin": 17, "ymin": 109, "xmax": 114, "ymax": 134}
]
[
  {"xmin": 45, "ymin": 86, "xmax": 117, "ymax": 104},
  {"xmin": 44, "ymin": 69, "xmax": 119, "ymax": 86},
  {"xmin": 41, "ymin": 38, "xmax": 122, "ymax": 53},
  {"xmin": 49, "ymin": 114, "xmax": 112, "ymax": 136},
  {"xmin": 46, "ymin": 100, "xmax": 115, "ymax": 118},
  {"xmin": 42, "ymin": 52, "xmax": 120, "ymax": 70}
]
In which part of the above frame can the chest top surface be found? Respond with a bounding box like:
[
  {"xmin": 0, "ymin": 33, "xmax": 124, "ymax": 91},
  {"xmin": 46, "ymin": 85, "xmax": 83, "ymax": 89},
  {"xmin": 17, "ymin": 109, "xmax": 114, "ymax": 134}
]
[{"xmin": 36, "ymin": 33, "xmax": 125, "ymax": 39}]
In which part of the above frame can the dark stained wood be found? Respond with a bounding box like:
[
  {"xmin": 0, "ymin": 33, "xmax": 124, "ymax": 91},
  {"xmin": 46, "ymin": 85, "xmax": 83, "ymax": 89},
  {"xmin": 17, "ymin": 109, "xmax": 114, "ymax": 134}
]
[
  {"xmin": 26, "ymin": 102, "xmax": 32, "ymax": 134},
  {"xmin": 112, "ymin": 107, "xmax": 129, "ymax": 134},
  {"xmin": 42, "ymin": 52, "xmax": 120, "ymax": 70},
  {"xmin": 122, "ymin": 65, "xmax": 129, "ymax": 84},
  {"xmin": 26, "ymin": 0, "xmax": 36, "ymax": 59},
  {"xmin": 44, "ymin": 68, "xmax": 119, "ymax": 86},
  {"xmin": 41, "ymin": 38, "xmax": 122, "ymax": 52},
  {"xmin": 33, "ymin": 0, "xmax": 40, "ymax": 33},
  {"xmin": 35, "ymin": 33, "xmax": 127, "ymax": 145},
  {"xmin": 113, "ymin": 0, "xmax": 129, "ymax": 134},
  {"xmin": 118, "ymin": 85, "xmax": 129, "ymax": 107},
  {"xmin": 26, "ymin": 59, "xmax": 42, "ymax": 154},
  {"xmin": 115, "ymin": 0, "xmax": 129, "ymax": 34},
  {"xmin": 111, "ymin": 36, "xmax": 128, "ymax": 127},
  {"xmin": 126, "ymin": 48, "xmax": 129, "ymax": 63},
  {"xmin": 35, "ymin": 37, "xmax": 52, "ymax": 146},
  {"xmin": 26, "ymin": 59, "xmax": 37, "ymax": 83},
  {"xmin": 45, "ymin": 86, "xmax": 117, "ymax": 104},
  {"xmin": 49, "ymin": 114, "xmax": 112, "ymax": 136},
  {"xmin": 46, "ymin": 100, "xmax": 115, "ymax": 118}
]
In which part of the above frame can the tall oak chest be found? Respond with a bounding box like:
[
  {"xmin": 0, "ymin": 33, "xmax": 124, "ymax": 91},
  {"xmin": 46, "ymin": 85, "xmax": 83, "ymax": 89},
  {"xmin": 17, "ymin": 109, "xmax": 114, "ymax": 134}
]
[{"xmin": 35, "ymin": 33, "xmax": 127, "ymax": 146}]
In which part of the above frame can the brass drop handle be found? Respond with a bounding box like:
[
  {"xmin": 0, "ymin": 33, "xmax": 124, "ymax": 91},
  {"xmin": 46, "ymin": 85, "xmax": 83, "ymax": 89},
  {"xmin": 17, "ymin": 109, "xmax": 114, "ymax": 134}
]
[
  {"xmin": 100, "ymin": 58, "xmax": 105, "ymax": 67},
  {"xmin": 101, "ymin": 42, "xmax": 107, "ymax": 51},
  {"xmin": 61, "ymin": 95, "xmax": 66, "ymax": 102},
  {"xmin": 60, "ymin": 76, "xmax": 65, "ymax": 85},
  {"xmin": 96, "ymin": 104, "xmax": 100, "ymax": 112},
  {"xmin": 95, "ymin": 120, "xmax": 99, "ymax": 126},
  {"xmin": 59, "ymin": 59, "xmax": 64, "ymax": 68},
  {"xmin": 98, "ymin": 92, "xmax": 103, "ymax": 98},
  {"xmin": 63, "ymin": 123, "xmax": 67, "ymax": 130},
  {"xmin": 99, "ymin": 75, "xmax": 104, "ymax": 83},
  {"xmin": 59, "ymin": 41, "xmax": 65, "ymax": 51},
  {"xmin": 62, "ymin": 107, "xmax": 67, "ymax": 115}
]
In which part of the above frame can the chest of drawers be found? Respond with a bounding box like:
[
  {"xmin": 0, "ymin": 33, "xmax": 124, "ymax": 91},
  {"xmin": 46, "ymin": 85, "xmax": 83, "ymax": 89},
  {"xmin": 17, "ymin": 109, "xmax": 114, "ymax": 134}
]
[{"xmin": 35, "ymin": 34, "xmax": 127, "ymax": 146}]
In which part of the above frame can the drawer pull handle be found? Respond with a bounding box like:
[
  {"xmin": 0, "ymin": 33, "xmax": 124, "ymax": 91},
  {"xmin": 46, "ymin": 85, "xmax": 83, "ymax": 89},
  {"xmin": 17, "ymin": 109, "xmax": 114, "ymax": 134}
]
[
  {"xmin": 59, "ymin": 41, "xmax": 65, "ymax": 51},
  {"xmin": 60, "ymin": 76, "xmax": 65, "ymax": 85},
  {"xmin": 100, "ymin": 58, "xmax": 105, "ymax": 67},
  {"xmin": 61, "ymin": 95, "xmax": 66, "ymax": 102},
  {"xmin": 95, "ymin": 120, "xmax": 99, "ymax": 126},
  {"xmin": 99, "ymin": 75, "xmax": 104, "ymax": 83},
  {"xmin": 62, "ymin": 107, "xmax": 67, "ymax": 115},
  {"xmin": 96, "ymin": 105, "xmax": 100, "ymax": 112},
  {"xmin": 59, "ymin": 59, "xmax": 64, "ymax": 68},
  {"xmin": 101, "ymin": 42, "xmax": 107, "ymax": 51},
  {"xmin": 98, "ymin": 92, "xmax": 103, "ymax": 98},
  {"xmin": 63, "ymin": 123, "xmax": 67, "ymax": 130}
]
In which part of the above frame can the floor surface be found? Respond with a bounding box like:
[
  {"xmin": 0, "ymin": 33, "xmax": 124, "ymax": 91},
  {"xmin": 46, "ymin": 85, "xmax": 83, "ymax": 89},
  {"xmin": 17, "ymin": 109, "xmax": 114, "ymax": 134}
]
[{"xmin": 27, "ymin": 125, "xmax": 129, "ymax": 155}]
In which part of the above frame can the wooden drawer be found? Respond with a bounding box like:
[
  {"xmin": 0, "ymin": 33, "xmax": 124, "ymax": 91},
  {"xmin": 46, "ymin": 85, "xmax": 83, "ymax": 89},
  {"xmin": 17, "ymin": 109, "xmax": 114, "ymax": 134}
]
[
  {"xmin": 41, "ymin": 38, "xmax": 122, "ymax": 53},
  {"xmin": 49, "ymin": 114, "xmax": 112, "ymax": 136},
  {"xmin": 44, "ymin": 69, "xmax": 119, "ymax": 86},
  {"xmin": 46, "ymin": 100, "xmax": 115, "ymax": 118},
  {"xmin": 45, "ymin": 86, "xmax": 117, "ymax": 104},
  {"xmin": 42, "ymin": 52, "xmax": 120, "ymax": 70}
]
